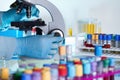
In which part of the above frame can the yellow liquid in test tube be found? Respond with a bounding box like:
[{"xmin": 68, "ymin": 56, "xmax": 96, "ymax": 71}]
[{"xmin": 68, "ymin": 28, "xmax": 72, "ymax": 36}]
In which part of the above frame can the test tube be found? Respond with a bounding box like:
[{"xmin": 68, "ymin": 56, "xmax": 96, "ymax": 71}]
[
  {"xmin": 32, "ymin": 72, "xmax": 41, "ymax": 80},
  {"xmin": 103, "ymin": 58, "xmax": 109, "ymax": 80},
  {"xmin": 96, "ymin": 57, "xmax": 103, "ymax": 80},
  {"xmin": 114, "ymin": 35, "xmax": 119, "ymax": 48},
  {"xmin": 22, "ymin": 69, "xmax": 33, "ymax": 80},
  {"xmin": 75, "ymin": 63, "xmax": 83, "ymax": 80},
  {"xmin": 83, "ymin": 60, "xmax": 91, "ymax": 79},
  {"xmin": 106, "ymin": 34, "xmax": 112, "ymax": 48},
  {"xmin": 67, "ymin": 62, "xmax": 75, "ymax": 80},
  {"xmin": 92, "ymin": 34, "xmax": 96, "ymax": 45},
  {"xmin": 41, "ymin": 67, "xmax": 51, "ymax": 80},
  {"xmin": 66, "ymin": 45, "xmax": 72, "ymax": 61},
  {"xmin": 103, "ymin": 34, "xmax": 107, "ymax": 48},
  {"xmin": 109, "ymin": 58, "xmax": 115, "ymax": 80},
  {"xmin": 91, "ymin": 61, "xmax": 97, "ymax": 80},
  {"xmin": 95, "ymin": 34, "xmax": 99, "ymax": 45},
  {"xmin": 98, "ymin": 34, "xmax": 103, "ymax": 45},
  {"xmin": 86, "ymin": 34, "xmax": 92, "ymax": 47},
  {"xmin": 51, "ymin": 64, "xmax": 59, "ymax": 80},
  {"xmin": 59, "ymin": 46, "xmax": 66, "ymax": 63},
  {"xmin": 58, "ymin": 65, "xmax": 67, "ymax": 80}
]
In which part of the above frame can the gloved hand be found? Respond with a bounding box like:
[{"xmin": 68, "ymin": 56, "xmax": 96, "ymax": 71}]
[
  {"xmin": 16, "ymin": 35, "xmax": 63, "ymax": 59},
  {"xmin": 0, "ymin": 5, "xmax": 39, "ymax": 31}
]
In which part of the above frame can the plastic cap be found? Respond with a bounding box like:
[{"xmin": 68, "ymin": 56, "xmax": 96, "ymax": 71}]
[
  {"xmin": 43, "ymin": 64, "xmax": 51, "ymax": 67},
  {"xmin": 59, "ymin": 46, "xmax": 66, "ymax": 56},
  {"xmin": 24, "ymin": 69, "xmax": 33, "ymax": 74},
  {"xmin": 21, "ymin": 73, "xmax": 31, "ymax": 80},
  {"xmin": 28, "ymin": 63, "xmax": 35, "ymax": 67},
  {"xmin": 83, "ymin": 62, "xmax": 91, "ymax": 75},
  {"xmin": 33, "ymin": 68, "xmax": 41, "ymax": 72},
  {"xmin": 98, "ymin": 34, "xmax": 103, "ymax": 40},
  {"xmin": 107, "ymin": 34, "xmax": 112, "ymax": 40},
  {"xmin": 87, "ymin": 34, "xmax": 92, "ymax": 39},
  {"xmin": 94, "ymin": 45, "xmax": 102, "ymax": 56},
  {"xmin": 101, "ymin": 56, "xmax": 107, "ymax": 60},
  {"xmin": 115, "ymin": 35, "xmax": 119, "ymax": 41},
  {"xmin": 102, "ymin": 34, "xmax": 107, "ymax": 40},
  {"xmin": 67, "ymin": 63, "xmax": 76, "ymax": 77},
  {"xmin": 59, "ymin": 59, "xmax": 66, "ymax": 64},
  {"xmin": 58, "ymin": 65, "xmax": 67, "ymax": 77},
  {"xmin": 75, "ymin": 64, "xmax": 83, "ymax": 77}
]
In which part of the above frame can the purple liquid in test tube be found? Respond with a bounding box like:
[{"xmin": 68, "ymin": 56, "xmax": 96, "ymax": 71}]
[
  {"xmin": 51, "ymin": 64, "xmax": 59, "ymax": 80},
  {"xmin": 32, "ymin": 72, "xmax": 41, "ymax": 80},
  {"xmin": 91, "ymin": 61, "xmax": 97, "ymax": 80}
]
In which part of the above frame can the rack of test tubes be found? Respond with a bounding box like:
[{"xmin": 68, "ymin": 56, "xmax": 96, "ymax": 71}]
[
  {"xmin": 76, "ymin": 33, "xmax": 120, "ymax": 58},
  {"xmin": 1, "ymin": 45, "xmax": 120, "ymax": 80}
]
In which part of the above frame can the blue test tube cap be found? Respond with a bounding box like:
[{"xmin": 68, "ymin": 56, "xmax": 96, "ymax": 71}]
[
  {"xmin": 67, "ymin": 62, "xmax": 76, "ymax": 77},
  {"xmin": 102, "ymin": 34, "xmax": 107, "ymax": 40},
  {"xmin": 83, "ymin": 61, "xmax": 91, "ymax": 75},
  {"xmin": 107, "ymin": 34, "xmax": 112, "ymax": 40},
  {"xmin": 98, "ymin": 34, "xmax": 103, "ymax": 40},
  {"xmin": 109, "ymin": 58, "xmax": 115, "ymax": 67},
  {"xmin": 94, "ymin": 45, "xmax": 102, "ymax": 57},
  {"xmin": 59, "ymin": 60, "xmax": 66, "ymax": 64},
  {"xmin": 21, "ymin": 73, "xmax": 31, "ymax": 80},
  {"xmin": 87, "ymin": 34, "xmax": 92, "ymax": 39},
  {"xmin": 115, "ymin": 35, "xmax": 119, "ymax": 41},
  {"xmin": 43, "ymin": 64, "xmax": 51, "ymax": 67}
]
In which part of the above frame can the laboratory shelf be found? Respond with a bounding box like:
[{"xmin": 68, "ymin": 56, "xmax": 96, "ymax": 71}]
[{"xmin": 77, "ymin": 47, "xmax": 120, "ymax": 59}]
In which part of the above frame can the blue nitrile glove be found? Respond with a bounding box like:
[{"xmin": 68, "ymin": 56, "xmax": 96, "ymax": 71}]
[
  {"xmin": 16, "ymin": 35, "xmax": 63, "ymax": 59},
  {"xmin": 0, "ymin": 5, "xmax": 39, "ymax": 31}
]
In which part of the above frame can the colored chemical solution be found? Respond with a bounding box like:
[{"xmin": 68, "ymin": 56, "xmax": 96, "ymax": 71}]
[
  {"xmin": 32, "ymin": 72, "xmax": 41, "ymax": 80},
  {"xmin": 109, "ymin": 58, "xmax": 115, "ymax": 80},
  {"xmin": 74, "ymin": 63, "xmax": 83, "ymax": 80},
  {"xmin": 51, "ymin": 64, "xmax": 59, "ymax": 80},
  {"xmin": 83, "ymin": 60, "xmax": 91, "ymax": 79},
  {"xmin": 67, "ymin": 62, "xmax": 75, "ymax": 80},
  {"xmin": 41, "ymin": 67, "xmax": 51, "ymax": 80},
  {"xmin": 13, "ymin": 72, "xmax": 22, "ymax": 80},
  {"xmin": 103, "ymin": 59, "xmax": 109, "ymax": 80},
  {"xmin": 0, "ymin": 68, "xmax": 9, "ymax": 80},
  {"xmin": 58, "ymin": 65, "xmax": 67, "ymax": 80},
  {"xmin": 59, "ymin": 46, "xmax": 67, "ymax": 64}
]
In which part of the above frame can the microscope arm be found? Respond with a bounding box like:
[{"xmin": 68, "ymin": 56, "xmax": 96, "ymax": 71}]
[{"xmin": 27, "ymin": 0, "xmax": 65, "ymax": 36}]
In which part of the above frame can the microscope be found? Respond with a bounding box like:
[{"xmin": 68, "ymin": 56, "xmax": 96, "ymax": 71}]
[{"xmin": 10, "ymin": 0, "xmax": 65, "ymax": 37}]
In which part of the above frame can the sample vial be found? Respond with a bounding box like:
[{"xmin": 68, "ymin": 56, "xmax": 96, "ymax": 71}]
[
  {"xmin": 58, "ymin": 65, "xmax": 67, "ymax": 80},
  {"xmin": 67, "ymin": 62, "xmax": 75, "ymax": 80},
  {"xmin": 98, "ymin": 34, "xmax": 103, "ymax": 45},
  {"xmin": 114, "ymin": 35, "xmax": 119, "ymax": 48}
]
